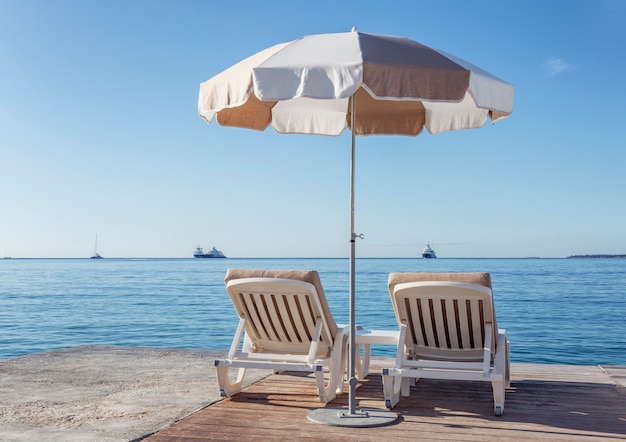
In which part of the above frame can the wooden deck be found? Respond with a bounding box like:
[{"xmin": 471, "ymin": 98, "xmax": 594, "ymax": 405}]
[{"xmin": 144, "ymin": 360, "xmax": 626, "ymax": 441}]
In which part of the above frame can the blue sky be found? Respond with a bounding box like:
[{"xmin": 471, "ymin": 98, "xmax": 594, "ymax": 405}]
[{"xmin": 1, "ymin": 0, "xmax": 625, "ymax": 258}]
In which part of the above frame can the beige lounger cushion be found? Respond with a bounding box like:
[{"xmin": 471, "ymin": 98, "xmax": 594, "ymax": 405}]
[
  {"xmin": 388, "ymin": 271, "xmax": 492, "ymax": 292},
  {"xmin": 224, "ymin": 268, "xmax": 338, "ymax": 337},
  {"xmin": 388, "ymin": 272, "xmax": 497, "ymax": 339}
]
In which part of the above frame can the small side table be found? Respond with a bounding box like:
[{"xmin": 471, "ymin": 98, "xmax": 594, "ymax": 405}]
[{"xmin": 353, "ymin": 329, "xmax": 399, "ymax": 378}]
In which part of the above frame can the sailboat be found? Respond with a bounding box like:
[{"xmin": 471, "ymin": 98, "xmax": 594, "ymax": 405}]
[{"xmin": 91, "ymin": 235, "xmax": 103, "ymax": 259}]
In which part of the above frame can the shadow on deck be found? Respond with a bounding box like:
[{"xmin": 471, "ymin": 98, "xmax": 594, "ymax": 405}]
[{"xmin": 144, "ymin": 360, "xmax": 626, "ymax": 441}]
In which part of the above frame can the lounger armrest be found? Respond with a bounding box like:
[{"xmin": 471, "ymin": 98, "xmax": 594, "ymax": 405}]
[
  {"xmin": 307, "ymin": 318, "xmax": 324, "ymax": 365},
  {"xmin": 483, "ymin": 323, "xmax": 493, "ymax": 376},
  {"xmin": 396, "ymin": 323, "xmax": 408, "ymax": 366},
  {"xmin": 229, "ymin": 317, "xmax": 246, "ymax": 359}
]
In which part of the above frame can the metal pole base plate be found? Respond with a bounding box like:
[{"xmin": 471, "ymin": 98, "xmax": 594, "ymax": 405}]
[{"xmin": 307, "ymin": 407, "xmax": 398, "ymax": 428}]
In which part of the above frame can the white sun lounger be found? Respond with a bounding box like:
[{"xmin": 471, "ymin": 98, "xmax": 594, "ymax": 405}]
[
  {"xmin": 215, "ymin": 268, "xmax": 366, "ymax": 403},
  {"xmin": 382, "ymin": 272, "xmax": 510, "ymax": 415}
]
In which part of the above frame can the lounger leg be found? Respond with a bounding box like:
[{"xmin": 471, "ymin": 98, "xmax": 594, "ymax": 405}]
[
  {"xmin": 315, "ymin": 328, "xmax": 348, "ymax": 403},
  {"xmin": 492, "ymin": 379, "xmax": 505, "ymax": 416},
  {"xmin": 490, "ymin": 332, "xmax": 508, "ymax": 415},
  {"xmin": 337, "ymin": 343, "xmax": 347, "ymax": 394},
  {"xmin": 328, "ymin": 352, "xmax": 345, "ymax": 398},
  {"xmin": 382, "ymin": 371, "xmax": 401, "ymax": 409},
  {"xmin": 506, "ymin": 339, "xmax": 511, "ymax": 388},
  {"xmin": 215, "ymin": 364, "xmax": 246, "ymax": 398},
  {"xmin": 314, "ymin": 366, "xmax": 339, "ymax": 403},
  {"xmin": 401, "ymin": 377, "xmax": 411, "ymax": 396},
  {"xmin": 347, "ymin": 342, "xmax": 371, "ymax": 380},
  {"xmin": 356, "ymin": 343, "xmax": 371, "ymax": 380}
]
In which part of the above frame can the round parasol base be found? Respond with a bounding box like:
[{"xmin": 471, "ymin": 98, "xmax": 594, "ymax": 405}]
[{"xmin": 307, "ymin": 407, "xmax": 398, "ymax": 428}]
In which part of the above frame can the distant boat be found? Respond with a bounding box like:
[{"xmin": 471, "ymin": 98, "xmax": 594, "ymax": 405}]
[
  {"xmin": 193, "ymin": 246, "xmax": 226, "ymax": 259},
  {"xmin": 91, "ymin": 235, "xmax": 103, "ymax": 259},
  {"xmin": 421, "ymin": 243, "xmax": 437, "ymax": 259}
]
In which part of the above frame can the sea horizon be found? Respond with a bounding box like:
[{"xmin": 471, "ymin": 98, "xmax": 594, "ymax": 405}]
[{"xmin": 5, "ymin": 255, "xmax": 622, "ymax": 260}]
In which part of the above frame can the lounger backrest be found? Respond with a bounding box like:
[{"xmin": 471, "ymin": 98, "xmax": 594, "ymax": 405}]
[
  {"xmin": 224, "ymin": 269, "xmax": 338, "ymax": 356},
  {"xmin": 388, "ymin": 272, "xmax": 498, "ymax": 361}
]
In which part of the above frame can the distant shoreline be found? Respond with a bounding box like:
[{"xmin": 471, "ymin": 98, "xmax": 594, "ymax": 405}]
[{"xmin": 567, "ymin": 254, "xmax": 626, "ymax": 259}]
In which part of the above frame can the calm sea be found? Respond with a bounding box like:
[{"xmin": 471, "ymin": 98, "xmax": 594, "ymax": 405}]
[{"xmin": 1, "ymin": 258, "xmax": 625, "ymax": 365}]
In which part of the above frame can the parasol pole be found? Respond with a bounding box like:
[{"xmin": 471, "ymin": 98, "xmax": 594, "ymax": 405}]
[
  {"xmin": 348, "ymin": 92, "xmax": 357, "ymax": 415},
  {"xmin": 308, "ymin": 56, "xmax": 396, "ymax": 428},
  {"xmin": 307, "ymin": 88, "xmax": 397, "ymax": 428}
]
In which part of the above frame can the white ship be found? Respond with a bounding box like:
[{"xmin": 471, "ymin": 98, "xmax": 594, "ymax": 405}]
[
  {"xmin": 421, "ymin": 243, "xmax": 437, "ymax": 259},
  {"xmin": 193, "ymin": 246, "xmax": 226, "ymax": 258}
]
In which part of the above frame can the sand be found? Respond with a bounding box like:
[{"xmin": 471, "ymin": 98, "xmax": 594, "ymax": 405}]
[{"xmin": 0, "ymin": 346, "xmax": 271, "ymax": 441}]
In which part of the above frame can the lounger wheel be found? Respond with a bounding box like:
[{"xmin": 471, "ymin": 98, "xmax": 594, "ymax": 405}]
[{"xmin": 494, "ymin": 406, "xmax": 503, "ymax": 416}]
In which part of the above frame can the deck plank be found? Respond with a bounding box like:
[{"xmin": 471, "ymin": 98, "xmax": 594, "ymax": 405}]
[{"xmin": 144, "ymin": 359, "xmax": 626, "ymax": 441}]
